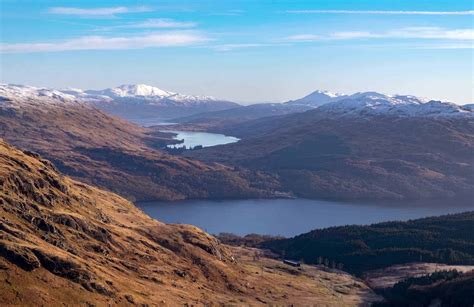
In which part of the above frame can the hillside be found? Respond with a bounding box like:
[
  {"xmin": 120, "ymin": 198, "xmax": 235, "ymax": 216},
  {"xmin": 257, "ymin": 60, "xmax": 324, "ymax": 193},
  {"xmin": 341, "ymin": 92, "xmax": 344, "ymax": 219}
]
[
  {"xmin": 261, "ymin": 211, "xmax": 474, "ymax": 276},
  {"xmin": 0, "ymin": 85, "xmax": 277, "ymax": 201},
  {"xmin": 171, "ymin": 103, "xmax": 312, "ymax": 131},
  {"xmin": 374, "ymin": 270, "xmax": 474, "ymax": 306},
  {"xmin": 187, "ymin": 103, "xmax": 474, "ymax": 200},
  {"xmin": 169, "ymin": 89, "xmax": 343, "ymax": 132},
  {"xmin": 0, "ymin": 139, "xmax": 379, "ymax": 305}
]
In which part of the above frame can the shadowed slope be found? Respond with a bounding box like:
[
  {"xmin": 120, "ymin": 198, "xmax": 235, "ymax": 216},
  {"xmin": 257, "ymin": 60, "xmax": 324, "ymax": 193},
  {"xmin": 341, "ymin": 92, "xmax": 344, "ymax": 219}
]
[{"xmin": 187, "ymin": 111, "xmax": 474, "ymax": 200}]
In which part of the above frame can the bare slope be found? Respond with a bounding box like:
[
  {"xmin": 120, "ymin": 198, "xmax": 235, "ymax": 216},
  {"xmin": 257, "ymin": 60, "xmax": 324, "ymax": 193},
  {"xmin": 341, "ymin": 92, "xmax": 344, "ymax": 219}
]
[
  {"xmin": 188, "ymin": 111, "xmax": 474, "ymax": 200},
  {"xmin": 0, "ymin": 93, "xmax": 276, "ymax": 201},
  {"xmin": 0, "ymin": 139, "xmax": 378, "ymax": 305}
]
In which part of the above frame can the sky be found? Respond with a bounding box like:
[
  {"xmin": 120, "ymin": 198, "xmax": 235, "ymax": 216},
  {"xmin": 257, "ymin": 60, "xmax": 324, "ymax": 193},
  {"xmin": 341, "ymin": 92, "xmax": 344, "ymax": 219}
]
[{"xmin": 0, "ymin": 0, "xmax": 473, "ymax": 104}]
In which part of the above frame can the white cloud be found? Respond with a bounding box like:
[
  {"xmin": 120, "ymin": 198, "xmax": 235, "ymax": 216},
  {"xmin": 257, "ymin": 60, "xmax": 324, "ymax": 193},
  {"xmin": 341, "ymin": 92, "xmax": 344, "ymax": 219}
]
[
  {"xmin": 386, "ymin": 27, "xmax": 474, "ymax": 40},
  {"xmin": 98, "ymin": 19, "xmax": 197, "ymax": 31},
  {"xmin": 414, "ymin": 43, "xmax": 474, "ymax": 49},
  {"xmin": 0, "ymin": 32, "xmax": 209, "ymax": 53},
  {"xmin": 48, "ymin": 6, "xmax": 152, "ymax": 17},
  {"xmin": 211, "ymin": 43, "xmax": 268, "ymax": 52},
  {"xmin": 285, "ymin": 27, "xmax": 474, "ymax": 42},
  {"xmin": 286, "ymin": 10, "xmax": 474, "ymax": 16},
  {"xmin": 124, "ymin": 19, "xmax": 197, "ymax": 29},
  {"xmin": 286, "ymin": 34, "xmax": 322, "ymax": 42},
  {"xmin": 331, "ymin": 31, "xmax": 381, "ymax": 39}
]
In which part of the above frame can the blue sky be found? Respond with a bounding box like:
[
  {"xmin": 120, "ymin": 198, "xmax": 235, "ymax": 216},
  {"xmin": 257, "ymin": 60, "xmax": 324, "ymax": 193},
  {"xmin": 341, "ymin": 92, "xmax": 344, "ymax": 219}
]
[{"xmin": 0, "ymin": 0, "xmax": 473, "ymax": 103}]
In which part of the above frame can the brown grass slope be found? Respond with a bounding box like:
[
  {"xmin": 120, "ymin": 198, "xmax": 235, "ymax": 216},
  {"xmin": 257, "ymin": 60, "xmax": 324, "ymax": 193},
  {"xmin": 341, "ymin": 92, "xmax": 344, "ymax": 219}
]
[
  {"xmin": 0, "ymin": 96, "xmax": 277, "ymax": 201},
  {"xmin": 187, "ymin": 112, "xmax": 474, "ymax": 200},
  {"xmin": 0, "ymin": 139, "xmax": 379, "ymax": 305}
]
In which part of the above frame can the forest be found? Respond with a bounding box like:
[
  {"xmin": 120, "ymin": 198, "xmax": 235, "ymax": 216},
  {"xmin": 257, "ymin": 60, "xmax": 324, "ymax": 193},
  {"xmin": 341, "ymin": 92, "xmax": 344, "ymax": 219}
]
[{"xmin": 260, "ymin": 211, "xmax": 474, "ymax": 275}]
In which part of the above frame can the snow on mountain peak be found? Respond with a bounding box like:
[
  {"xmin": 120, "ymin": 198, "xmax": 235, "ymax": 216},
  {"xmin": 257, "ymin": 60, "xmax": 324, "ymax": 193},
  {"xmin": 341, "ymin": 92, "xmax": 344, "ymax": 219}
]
[
  {"xmin": 1, "ymin": 83, "xmax": 470, "ymax": 118},
  {"xmin": 318, "ymin": 91, "xmax": 471, "ymax": 118},
  {"xmin": 81, "ymin": 84, "xmax": 221, "ymax": 104},
  {"xmin": 0, "ymin": 83, "xmax": 227, "ymax": 109},
  {"xmin": 286, "ymin": 89, "xmax": 346, "ymax": 107},
  {"xmin": 284, "ymin": 88, "xmax": 471, "ymax": 118},
  {"xmin": 311, "ymin": 90, "xmax": 343, "ymax": 98},
  {"xmin": 107, "ymin": 84, "xmax": 174, "ymax": 98},
  {"xmin": 0, "ymin": 84, "xmax": 77, "ymax": 104},
  {"xmin": 348, "ymin": 92, "xmax": 432, "ymax": 106}
]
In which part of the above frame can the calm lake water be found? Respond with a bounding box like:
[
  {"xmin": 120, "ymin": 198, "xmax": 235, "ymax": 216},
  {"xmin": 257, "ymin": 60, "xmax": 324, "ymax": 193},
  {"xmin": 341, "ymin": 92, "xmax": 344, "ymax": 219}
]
[
  {"xmin": 163, "ymin": 130, "xmax": 239, "ymax": 149},
  {"xmin": 138, "ymin": 198, "xmax": 473, "ymax": 237},
  {"xmin": 131, "ymin": 119, "xmax": 239, "ymax": 149}
]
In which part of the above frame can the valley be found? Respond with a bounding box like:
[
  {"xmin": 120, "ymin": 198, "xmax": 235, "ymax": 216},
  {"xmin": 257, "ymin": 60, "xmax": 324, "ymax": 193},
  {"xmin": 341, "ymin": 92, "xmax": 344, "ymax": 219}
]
[
  {"xmin": 1, "ymin": 83, "xmax": 472, "ymax": 204},
  {"xmin": 0, "ymin": 138, "xmax": 381, "ymax": 305},
  {"xmin": 1, "ymin": 83, "xmax": 473, "ymax": 305},
  {"xmin": 2, "ymin": 1, "xmax": 473, "ymax": 304},
  {"xmin": 184, "ymin": 107, "xmax": 474, "ymax": 201},
  {"xmin": 0, "ymin": 84, "xmax": 278, "ymax": 202}
]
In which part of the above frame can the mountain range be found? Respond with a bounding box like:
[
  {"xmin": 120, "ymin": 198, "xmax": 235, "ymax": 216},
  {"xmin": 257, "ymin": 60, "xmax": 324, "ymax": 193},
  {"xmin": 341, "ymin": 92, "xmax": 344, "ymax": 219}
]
[
  {"xmin": 0, "ymin": 84, "xmax": 277, "ymax": 201},
  {"xmin": 2, "ymin": 83, "xmax": 473, "ymax": 201},
  {"xmin": 184, "ymin": 92, "xmax": 474, "ymax": 200},
  {"xmin": 1, "ymin": 82, "xmax": 473, "ymax": 304},
  {"xmin": 0, "ymin": 84, "xmax": 239, "ymax": 123},
  {"xmin": 172, "ymin": 89, "xmax": 473, "ymax": 131},
  {"xmin": 2, "ymin": 84, "xmax": 471, "ymax": 126}
]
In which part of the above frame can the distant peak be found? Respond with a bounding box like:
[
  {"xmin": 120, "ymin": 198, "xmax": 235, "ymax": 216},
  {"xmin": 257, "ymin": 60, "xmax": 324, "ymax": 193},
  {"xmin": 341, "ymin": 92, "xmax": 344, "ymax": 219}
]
[
  {"xmin": 309, "ymin": 90, "xmax": 343, "ymax": 98},
  {"xmin": 350, "ymin": 91, "xmax": 389, "ymax": 99},
  {"xmin": 286, "ymin": 89, "xmax": 347, "ymax": 107},
  {"xmin": 111, "ymin": 84, "xmax": 174, "ymax": 97}
]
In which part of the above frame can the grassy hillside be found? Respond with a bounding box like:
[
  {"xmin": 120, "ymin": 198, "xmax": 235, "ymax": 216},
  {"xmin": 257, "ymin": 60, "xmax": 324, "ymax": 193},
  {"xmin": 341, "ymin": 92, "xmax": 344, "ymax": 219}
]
[
  {"xmin": 0, "ymin": 139, "xmax": 379, "ymax": 305},
  {"xmin": 0, "ymin": 96, "xmax": 278, "ymax": 201}
]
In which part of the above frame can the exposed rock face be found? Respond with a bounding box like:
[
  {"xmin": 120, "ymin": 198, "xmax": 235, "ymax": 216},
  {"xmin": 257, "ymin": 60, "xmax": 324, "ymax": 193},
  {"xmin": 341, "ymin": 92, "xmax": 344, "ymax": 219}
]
[{"xmin": 0, "ymin": 139, "xmax": 379, "ymax": 305}]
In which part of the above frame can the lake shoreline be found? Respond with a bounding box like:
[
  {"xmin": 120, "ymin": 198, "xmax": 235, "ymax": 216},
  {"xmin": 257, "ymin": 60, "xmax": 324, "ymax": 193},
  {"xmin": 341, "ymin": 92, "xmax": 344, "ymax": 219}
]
[
  {"xmin": 137, "ymin": 198, "xmax": 474, "ymax": 237},
  {"xmin": 136, "ymin": 194, "xmax": 474, "ymax": 208},
  {"xmin": 159, "ymin": 129, "xmax": 240, "ymax": 149}
]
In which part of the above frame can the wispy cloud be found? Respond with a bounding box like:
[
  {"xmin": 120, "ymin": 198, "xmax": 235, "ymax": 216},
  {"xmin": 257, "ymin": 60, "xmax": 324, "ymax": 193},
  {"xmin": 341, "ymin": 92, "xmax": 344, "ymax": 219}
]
[
  {"xmin": 97, "ymin": 19, "xmax": 197, "ymax": 31},
  {"xmin": 414, "ymin": 43, "xmax": 474, "ymax": 50},
  {"xmin": 285, "ymin": 27, "xmax": 474, "ymax": 42},
  {"xmin": 286, "ymin": 34, "xmax": 322, "ymax": 42},
  {"xmin": 48, "ymin": 6, "xmax": 152, "ymax": 17},
  {"xmin": 0, "ymin": 32, "xmax": 209, "ymax": 53},
  {"xmin": 286, "ymin": 10, "xmax": 474, "ymax": 16},
  {"xmin": 122, "ymin": 19, "xmax": 197, "ymax": 29},
  {"xmin": 211, "ymin": 43, "xmax": 269, "ymax": 52}
]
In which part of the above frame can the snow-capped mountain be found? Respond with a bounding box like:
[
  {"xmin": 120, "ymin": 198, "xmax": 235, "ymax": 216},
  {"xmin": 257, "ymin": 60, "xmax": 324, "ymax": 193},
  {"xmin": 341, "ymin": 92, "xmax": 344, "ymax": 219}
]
[
  {"xmin": 317, "ymin": 91, "xmax": 472, "ymax": 118},
  {"xmin": 71, "ymin": 84, "xmax": 239, "ymax": 121},
  {"xmin": 1, "ymin": 84, "xmax": 472, "ymax": 121},
  {"xmin": 0, "ymin": 84, "xmax": 240, "ymax": 122},
  {"xmin": 78, "ymin": 84, "xmax": 222, "ymax": 105},
  {"xmin": 97, "ymin": 84, "xmax": 174, "ymax": 98},
  {"xmin": 0, "ymin": 84, "xmax": 78, "ymax": 104},
  {"xmin": 283, "ymin": 89, "xmax": 471, "ymax": 118},
  {"xmin": 285, "ymin": 90, "xmax": 347, "ymax": 107}
]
